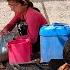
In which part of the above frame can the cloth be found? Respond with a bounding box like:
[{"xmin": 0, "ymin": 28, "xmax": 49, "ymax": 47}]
[{"xmin": 0, "ymin": 32, "xmax": 14, "ymax": 54}]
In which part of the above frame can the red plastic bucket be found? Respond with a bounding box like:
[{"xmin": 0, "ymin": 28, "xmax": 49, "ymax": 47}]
[{"xmin": 8, "ymin": 36, "xmax": 32, "ymax": 64}]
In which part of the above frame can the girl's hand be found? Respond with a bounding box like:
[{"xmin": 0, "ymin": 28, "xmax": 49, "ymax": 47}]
[
  {"xmin": 0, "ymin": 31, "xmax": 4, "ymax": 36},
  {"xmin": 0, "ymin": 29, "xmax": 8, "ymax": 36}
]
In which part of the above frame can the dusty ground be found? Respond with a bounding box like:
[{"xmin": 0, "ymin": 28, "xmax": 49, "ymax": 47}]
[{"xmin": 0, "ymin": 1, "xmax": 70, "ymax": 30}]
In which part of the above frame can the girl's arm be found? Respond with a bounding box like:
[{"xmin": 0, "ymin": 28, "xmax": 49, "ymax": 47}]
[{"xmin": 0, "ymin": 14, "xmax": 20, "ymax": 36}]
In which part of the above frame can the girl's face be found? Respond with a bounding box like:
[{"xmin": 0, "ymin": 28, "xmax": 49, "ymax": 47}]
[{"xmin": 8, "ymin": 1, "xmax": 26, "ymax": 14}]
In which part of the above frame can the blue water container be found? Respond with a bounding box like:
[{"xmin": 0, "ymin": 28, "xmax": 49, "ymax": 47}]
[{"xmin": 39, "ymin": 23, "xmax": 70, "ymax": 62}]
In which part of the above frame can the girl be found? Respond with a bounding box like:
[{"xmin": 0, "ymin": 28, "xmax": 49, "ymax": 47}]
[{"xmin": 0, "ymin": 0, "xmax": 48, "ymax": 60}]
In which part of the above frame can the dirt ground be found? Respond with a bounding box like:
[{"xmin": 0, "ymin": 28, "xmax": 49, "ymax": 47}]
[{"xmin": 0, "ymin": 1, "xmax": 70, "ymax": 30}]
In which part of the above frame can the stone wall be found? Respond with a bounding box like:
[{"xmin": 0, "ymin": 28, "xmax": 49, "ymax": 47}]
[{"xmin": 0, "ymin": 0, "xmax": 70, "ymax": 30}]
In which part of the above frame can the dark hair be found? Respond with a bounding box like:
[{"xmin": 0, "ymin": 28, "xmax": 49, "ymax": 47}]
[
  {"xmin": 63, "ymin": 38, "xmax": 70, "ymax": 64},
  {"xmin": 7, "ymin": 0, "xmax": 40, "ymax": 12}
]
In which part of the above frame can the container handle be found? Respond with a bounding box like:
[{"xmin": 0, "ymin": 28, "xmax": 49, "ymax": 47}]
[{"xmin": 53, "ymin": 22, "xmax": 66, "ymax": 26}]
